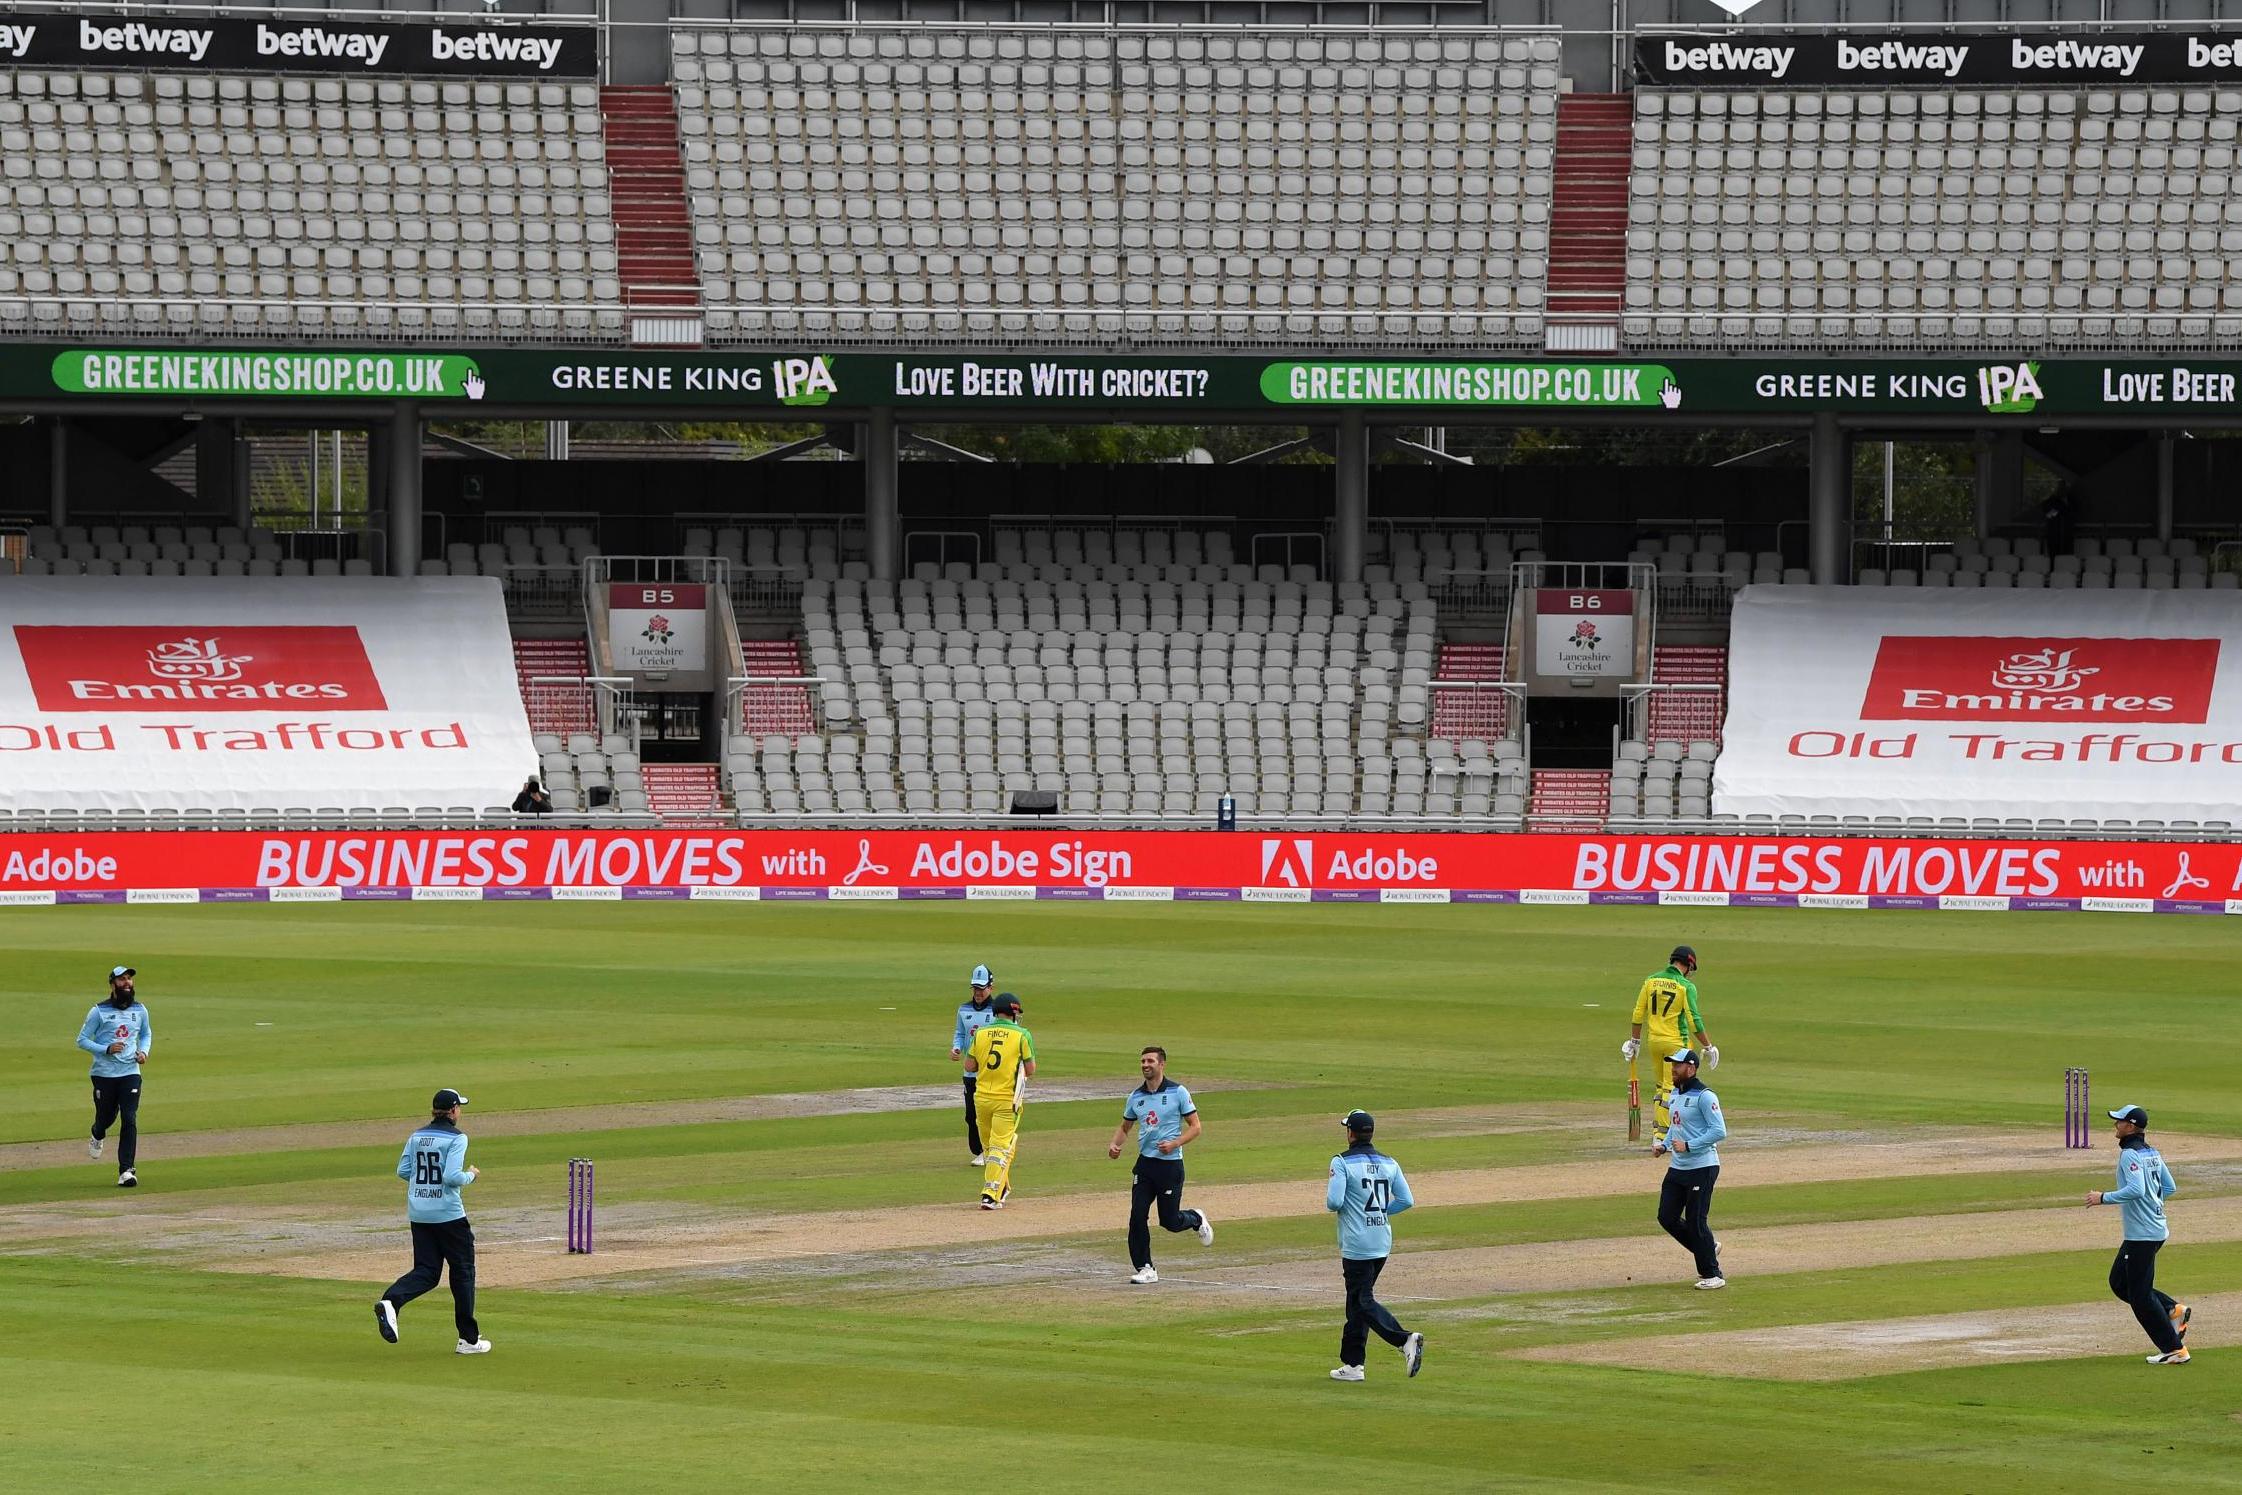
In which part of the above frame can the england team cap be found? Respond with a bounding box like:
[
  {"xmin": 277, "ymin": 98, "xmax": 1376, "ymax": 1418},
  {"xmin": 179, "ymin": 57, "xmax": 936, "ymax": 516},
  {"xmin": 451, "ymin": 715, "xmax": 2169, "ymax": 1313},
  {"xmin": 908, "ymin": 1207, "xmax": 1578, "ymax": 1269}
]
[
  {"xmin": 2108, "ymin": 1105, "xmax": 2149, "ymax": 1127},
  {"xmin": 1341, "ymin": 1109, "xmax": 1376, "ymax": 1133},
  {"xmin": 1667, "ymin": 1047, "xmax": 1700, "ymax": 1066},
  {"xmin": 110, "ymin": 965, "xmax": 136, "ymax": 978},
  {"xmin": 432, "ymin": 1088, "xmax": 471, "ymax": 1109},
  {"xmin": 971, "ymin": 964, "xmax": 993, "ymax": 985}
]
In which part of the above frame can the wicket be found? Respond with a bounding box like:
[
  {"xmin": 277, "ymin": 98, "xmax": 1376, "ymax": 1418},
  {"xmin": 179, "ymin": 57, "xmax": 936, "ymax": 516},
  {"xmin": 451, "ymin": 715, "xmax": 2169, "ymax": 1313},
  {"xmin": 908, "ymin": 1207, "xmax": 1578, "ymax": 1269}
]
[
  {"xmin": 2064, "ymin": 1068, "xmax": 2092, "ymax": 1149},
  {"xmin": 567, "ymin": 1157, "xmax": 595, "ymax": 1253}
]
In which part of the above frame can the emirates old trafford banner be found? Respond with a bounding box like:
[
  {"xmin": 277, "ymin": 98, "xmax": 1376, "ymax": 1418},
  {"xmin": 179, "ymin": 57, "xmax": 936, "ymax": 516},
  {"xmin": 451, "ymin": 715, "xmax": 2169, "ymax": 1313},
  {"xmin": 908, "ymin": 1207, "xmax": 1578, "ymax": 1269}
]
[
  {"xmin": 0, "ymin": 577, "xmax": 535, "ymax": 813},
  {"xmin": 0, "ymin": 14, "xmax": 595, "ymax": 76},
  {"xmin": 1636, "ymin": 30, "xmax": 2242, "ymax": 88},
  {"xmin": 23, "ymin": 346, "xmax": 2242, "ymax": 418},
  {"xmin": 1717, "ymin": 587, "xmax": 2242, "ymax": 822}
]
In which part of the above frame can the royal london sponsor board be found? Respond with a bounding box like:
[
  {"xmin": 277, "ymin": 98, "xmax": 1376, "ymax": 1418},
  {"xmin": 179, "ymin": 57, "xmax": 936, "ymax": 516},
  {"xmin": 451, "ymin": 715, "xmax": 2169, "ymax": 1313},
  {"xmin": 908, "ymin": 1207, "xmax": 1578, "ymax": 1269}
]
[
  {"xmin": 0, "ymin": 830, "xmax": 2235, "ymax": 908},
  {"xmin": 1718, "ymin": 587, "xmax": 2242, "ymax": 822}
]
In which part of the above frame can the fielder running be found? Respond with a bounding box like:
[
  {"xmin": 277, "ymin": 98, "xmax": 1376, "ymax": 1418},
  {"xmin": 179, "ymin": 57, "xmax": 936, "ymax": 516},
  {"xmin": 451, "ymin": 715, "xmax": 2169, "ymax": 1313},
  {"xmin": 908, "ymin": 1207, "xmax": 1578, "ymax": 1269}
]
[
  {"xmin": 375, "ymin": 1088, "xmax": 490, "ymax": 1355},
  {"xmin": 77, "ymin": 964, "xmax": 153, "ymax": 1188},
  {"xmin": 1622, "ymin": 944, "xmax": 1717, "ymax": 1141},
  {"xmin": 949, "ymin": 963, "xmax": 999, "ymax": 1164},
  {"xmin": 1326, "ymin": 1110, "xmax": 1424, "ymax": 1383},
  {"xmin": 965, "ymin": 993, "xmax": 1034, "ymax": 1209},
  {"xmin": 1107, "ymin": 1045, "xmax": 1214, "ymax": 1284},
  {"xmin": 2089, "ymin": 1104, "xmax": 2190, "ymax": 1365},
  {"xmin": 1651, "ymin": 1048, "xmax": 1726, "ymax": 1290}
]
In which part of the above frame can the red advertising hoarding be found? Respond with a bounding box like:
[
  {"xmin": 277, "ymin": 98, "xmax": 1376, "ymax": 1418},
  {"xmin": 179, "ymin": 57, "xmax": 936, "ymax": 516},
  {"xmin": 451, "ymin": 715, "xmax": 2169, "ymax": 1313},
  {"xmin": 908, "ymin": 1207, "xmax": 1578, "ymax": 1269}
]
[{"xmin": 0, "ymin": 829, "xmax": 2234, "ymax": 913}]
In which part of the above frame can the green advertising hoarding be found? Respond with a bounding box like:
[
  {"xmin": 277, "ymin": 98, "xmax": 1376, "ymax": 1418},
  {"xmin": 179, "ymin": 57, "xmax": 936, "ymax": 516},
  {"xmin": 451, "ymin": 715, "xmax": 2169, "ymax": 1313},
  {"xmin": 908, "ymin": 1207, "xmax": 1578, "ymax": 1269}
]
[{"xmin": 10, "ymin": 345, "xmax": 2242, "ymax": 418}]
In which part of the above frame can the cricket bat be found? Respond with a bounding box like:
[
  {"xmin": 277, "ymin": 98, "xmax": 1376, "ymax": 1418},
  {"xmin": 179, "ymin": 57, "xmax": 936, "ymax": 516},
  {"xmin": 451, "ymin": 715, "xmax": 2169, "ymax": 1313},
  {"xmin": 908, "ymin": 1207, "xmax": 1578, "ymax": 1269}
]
[{"xmin": 1627, "ymin": 1057, "xmax": 1642, "ymax": 1142}]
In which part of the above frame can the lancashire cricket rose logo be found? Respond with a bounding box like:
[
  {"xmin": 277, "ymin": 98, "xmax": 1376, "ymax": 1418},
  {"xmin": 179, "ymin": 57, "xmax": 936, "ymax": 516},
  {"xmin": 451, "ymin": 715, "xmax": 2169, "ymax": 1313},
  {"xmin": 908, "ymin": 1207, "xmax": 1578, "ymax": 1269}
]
[
  {"xmin": 1572, "ymin": 620, "xmax": 1602, "ymax": 652},
  {"xmin": 145, "ymin": 636, "xmax": 253, "ymax": 683},
  {"xmin": 641, "ymin": 614, "xmax": 674, "ymax": 645},
  {"xmin": 1989, "ymin": 646, "xmax": 2096, "ymax": 695}
]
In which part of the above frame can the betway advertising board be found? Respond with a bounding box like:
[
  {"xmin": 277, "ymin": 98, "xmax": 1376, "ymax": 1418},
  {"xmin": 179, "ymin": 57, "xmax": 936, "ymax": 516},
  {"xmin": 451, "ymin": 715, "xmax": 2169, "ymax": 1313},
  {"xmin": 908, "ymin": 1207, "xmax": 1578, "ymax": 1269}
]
[
  {"xmin": 1717, "ymin": 587, "xmax": 2242, "ymax": 822},
  {"xmin": 1637, "ymin": 30, "xmax": 2242, "ymax": 87},
  {"xmin": 0, "ymin": 578, "xmax": 534, "ymax": 813},
  {"xmin": 0, "ymin": 830, "xmax": 2235, "ymax": 914},
  {"xmin": 0, "ymin": 14, "xmax": 594, "ymax": 76}
]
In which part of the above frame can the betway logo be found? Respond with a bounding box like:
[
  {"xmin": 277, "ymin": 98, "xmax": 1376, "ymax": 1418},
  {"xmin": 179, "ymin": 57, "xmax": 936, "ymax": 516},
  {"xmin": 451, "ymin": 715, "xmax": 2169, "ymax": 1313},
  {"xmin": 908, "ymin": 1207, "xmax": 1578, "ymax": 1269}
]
[
  {"xmin": 1837, "ymin": 39, "xmax": 1971, "ymax": 78},
  {"xmin": 14, "ymin": 626, "xmax": 388, "ymax": 713},
  {"xmin": 78, "ymin": 18, "xmax": 212, "ymax": 61},
  {"xmin": 1660, "ymin": 39, "xmax": 1794, "ymax": 78},
  {"xmin": 1260, "ymin": 838, "xmax": 1439, "ymax": 885},
  {"xmin": 0, "ymin": 23, "xmax": 36, "ymax": 58},
  {"xmin": 431, "ymin": 28, "xmax": 566, "ymax": 70},
  {"xmin": 257, "ymin": 24, "xmax": 390, "ymax": 68},
  {"xmin": 2012, "ymin": 37, "xmax": 2145, "ymax": 76},
  {"xmin": 1860, "ymin": 636, "xmax": 2220, "ymax": 723}
]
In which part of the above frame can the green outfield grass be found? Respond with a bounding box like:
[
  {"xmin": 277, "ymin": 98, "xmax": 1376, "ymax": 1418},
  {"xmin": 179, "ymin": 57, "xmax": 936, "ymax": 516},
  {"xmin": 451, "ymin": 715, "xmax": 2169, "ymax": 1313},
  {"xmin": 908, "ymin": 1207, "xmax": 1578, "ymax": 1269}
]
[{"xmin": 3, "ymin": 904, "xmax": 2236, "ymax": 1493}]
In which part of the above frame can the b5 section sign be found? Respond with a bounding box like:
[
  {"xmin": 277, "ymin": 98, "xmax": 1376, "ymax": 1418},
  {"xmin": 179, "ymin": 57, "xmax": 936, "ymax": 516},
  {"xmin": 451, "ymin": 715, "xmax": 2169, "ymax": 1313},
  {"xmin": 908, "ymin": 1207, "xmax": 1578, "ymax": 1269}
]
[{"xmin": 1, "ymin": 830, "xmax": 2237, "ymax": 915}]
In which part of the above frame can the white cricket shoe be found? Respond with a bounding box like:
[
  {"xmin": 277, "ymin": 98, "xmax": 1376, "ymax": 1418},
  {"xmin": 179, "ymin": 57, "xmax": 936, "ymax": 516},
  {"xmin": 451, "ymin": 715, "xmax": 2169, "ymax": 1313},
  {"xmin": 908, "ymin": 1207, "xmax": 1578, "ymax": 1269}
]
[
  {"xmin": 1128, "ymin": 1267, "xmax": 1159, "ymax": 1285},
  {"xmin": 979, "ymin": 1196, "xmax": 1004, "ymax": 1211},
  {"xmin": 456, "ymin": 1338, "xmax": 493, "ymax": 1355},
  {"xmin": 1195, "ymin": 1211, "xmax": 1215, "ymax": 1247},
  {"xmin": 116, "ymin": 1170, "xmax": 137, "ymax": 1188},
  {"xmin": 1329, "ymin": 1365, "xmax": 1365, "ymax": 1382},
  {"xmin": 88, "ymin": 1137, "xmax": 103, "ymax": 1161},
  {"xmin": 1694, "ymin": 1276, "xmax": 1726, "ymax": 1290},
  {"xmin": 970, "ymin": 1154, "xmax": 985, "ymax": 1166},
  {"xmin": 374, "ymin": 1300, "xmax": 399, "ymax": 1343},
  {"xmin": 1401, "ymin": 1332, "xmax": 1425, "ymax": 1378},
  {"xmin": 2148, "ymin": 1348, "xmax": 2191, "ymax": 1364}
]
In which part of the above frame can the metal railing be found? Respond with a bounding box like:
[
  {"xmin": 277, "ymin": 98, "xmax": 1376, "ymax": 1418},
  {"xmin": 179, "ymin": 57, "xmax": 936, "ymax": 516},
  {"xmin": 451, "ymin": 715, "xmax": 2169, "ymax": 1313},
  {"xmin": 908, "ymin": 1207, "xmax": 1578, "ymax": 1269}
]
[
  {"xmin": 1621, "ymin": 683, "xmax": 1725, "ymax": 748},
  {"xmin": 730, "ymin": 565, "xmax": 809, "ymax": 619},
  {"xmin": 1249, "ymin": 531, "xmax": 1326, "ymax": 578},
  {"xmin": 904, "ymin": 531, "xmax": 984, "ymax": 574},
  {"xmin": 721, "ymin": 673, "xmax": 830, "ymax": 759},
  {"xmin": 1424, "ymin": 568, "xmax": 1514, "ymax": 616},
  {"xmin": 1427, "ymin": 679, "xmax": 1528, "ymax": 746}
]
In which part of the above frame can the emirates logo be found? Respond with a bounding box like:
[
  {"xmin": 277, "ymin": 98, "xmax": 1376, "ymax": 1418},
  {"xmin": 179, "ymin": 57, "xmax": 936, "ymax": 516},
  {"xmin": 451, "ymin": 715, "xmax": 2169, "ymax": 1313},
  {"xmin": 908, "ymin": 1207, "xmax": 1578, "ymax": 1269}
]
[
  {"xmin": 1989, "ymin": 647, "xmax": 2098, "ymax": 695},
  {"xmin": 145, "ymin": 636, "xmax": 253, "ymax": 683}
]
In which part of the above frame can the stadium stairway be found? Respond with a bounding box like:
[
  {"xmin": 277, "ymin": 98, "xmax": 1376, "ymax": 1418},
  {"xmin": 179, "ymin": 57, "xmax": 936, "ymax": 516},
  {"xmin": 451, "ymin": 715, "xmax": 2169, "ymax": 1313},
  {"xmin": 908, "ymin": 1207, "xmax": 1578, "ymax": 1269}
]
[
  {"xmin": 1647, "ymin": 645, "xmax": 1729, "ymax": 743},
  {"xmin": 513, "ymin": 638, "xmax": 596, "ymax": 739},
  {"xmin": 1529, "ymin": 768, "xmax": 1611, "ymax": 833},
  {"xmin": 1546, "ymin": 93, "xmax": 1632, "ymax": 326},
  {"xmin": 600, "ymin": 85, "xmax": 703, "ymax": 324},
  {"xmin": 741, "ymin": 639, "xmax": 817, "ymax": 736},
  {"xmin": 642, "ymin": 763, "xmax": 726, "ymax": 826},
  {"xmin": 1430, "ymin": 642, "xmax": 1511, "ymax": 743}
]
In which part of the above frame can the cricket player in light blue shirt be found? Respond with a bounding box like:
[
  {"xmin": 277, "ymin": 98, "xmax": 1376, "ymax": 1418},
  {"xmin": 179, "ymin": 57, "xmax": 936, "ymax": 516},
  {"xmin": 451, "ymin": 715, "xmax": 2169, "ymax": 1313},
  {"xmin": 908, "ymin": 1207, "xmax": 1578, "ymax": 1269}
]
[
  {"xmin": 77, "ymin": 964, "xmax": 153, "ymax": 1187},
  {"xmin": 375, "ymin": 1089, "xmax": 489, "ymax": 1355},
  {"xmin": 949, "ymin": 963, "xmax": 999, "ymax": 1163},
  {"xmin": 1325, "ymin": 1110, "xmax": 1423, "ymax": 1382},
  {"xmin": 2090, "ymin": 1105, "xmax": 2189, "ymax": 1363},
  {"xmin": 1108, "ymin": 1046, "xmax": 1213, "ymax": 1283},
  {"xmin": 1653, "ymin": 1048, "xmax": 1726, "ymax": 1289}
]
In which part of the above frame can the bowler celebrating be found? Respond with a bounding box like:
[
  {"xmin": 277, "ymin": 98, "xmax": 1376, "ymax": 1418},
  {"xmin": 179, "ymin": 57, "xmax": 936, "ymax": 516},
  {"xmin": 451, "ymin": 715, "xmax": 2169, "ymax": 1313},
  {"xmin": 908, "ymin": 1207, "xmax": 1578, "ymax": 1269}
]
[
  {"xmin": 2089, "ymin": 1104, "xmax": 2189, "ymax": 1364},
  {"xmin": 1107, "ymin": 1046, "xmax": 1214, "ymax": 1284},
  {"xmin": 77, "ymin": 964, "xmax": 153, "ymax": 1188},
  {"xmin": 376, "ymin": 1088, "xmax": 490, "ymax": 1355}
]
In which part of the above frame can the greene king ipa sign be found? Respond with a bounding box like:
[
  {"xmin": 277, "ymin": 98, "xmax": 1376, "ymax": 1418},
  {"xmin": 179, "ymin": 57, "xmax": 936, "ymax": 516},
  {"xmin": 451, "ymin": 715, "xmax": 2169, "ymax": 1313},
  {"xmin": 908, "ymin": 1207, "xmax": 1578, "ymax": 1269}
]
[{"xmin": 52, "ymin": 350, "xmax": 484, "ymax": 399}]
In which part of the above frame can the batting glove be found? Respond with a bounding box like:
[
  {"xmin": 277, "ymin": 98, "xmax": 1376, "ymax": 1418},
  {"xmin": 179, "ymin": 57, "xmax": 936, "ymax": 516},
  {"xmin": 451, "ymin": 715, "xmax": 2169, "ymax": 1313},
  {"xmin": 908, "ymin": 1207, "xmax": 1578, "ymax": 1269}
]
[
  {"xmin": 1704, "ymin": 1045, "xmax": 1720, "ymax": 1071},
  {"xmin": 1620, "ymin": 1038, "xmax": 1640, "ymax": 1061}
]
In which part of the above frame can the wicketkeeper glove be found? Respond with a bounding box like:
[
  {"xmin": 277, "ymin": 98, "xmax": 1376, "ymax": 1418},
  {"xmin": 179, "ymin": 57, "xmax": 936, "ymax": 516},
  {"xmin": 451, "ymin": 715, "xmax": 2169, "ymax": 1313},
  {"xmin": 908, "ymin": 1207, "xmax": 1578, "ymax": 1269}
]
[
  {"xmin": 1620, "ymin": 1037, "xmax": 1640, "ymax": 1061},
  {"xmin": 1704, "ymin": 1045, "xmax": 1720, "ymax": 1070}
]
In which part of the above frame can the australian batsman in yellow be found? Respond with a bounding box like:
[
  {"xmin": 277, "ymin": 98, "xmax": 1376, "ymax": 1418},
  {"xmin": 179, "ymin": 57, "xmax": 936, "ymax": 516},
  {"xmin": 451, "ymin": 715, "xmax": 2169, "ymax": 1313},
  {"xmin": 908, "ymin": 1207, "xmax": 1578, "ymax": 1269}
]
[
  {"xmin": 965, "ymin": 993, "xmax": 1036, "ymax": 1208},
  {"xmin": 1623, "ymin": 945, "xmax": 1717, "ymax": 1141}
]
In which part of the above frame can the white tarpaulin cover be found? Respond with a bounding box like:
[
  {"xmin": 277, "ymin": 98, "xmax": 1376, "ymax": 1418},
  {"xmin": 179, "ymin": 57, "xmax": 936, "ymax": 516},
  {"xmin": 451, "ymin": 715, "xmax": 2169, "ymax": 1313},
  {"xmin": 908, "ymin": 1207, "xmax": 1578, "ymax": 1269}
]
[
  {"xmin": 0, "ymin": 577, "xmax": 536, "ymax": 812},
  {"xmin": 1716, "ymin": 585, "xmax": 2242, "ymax": 820}
]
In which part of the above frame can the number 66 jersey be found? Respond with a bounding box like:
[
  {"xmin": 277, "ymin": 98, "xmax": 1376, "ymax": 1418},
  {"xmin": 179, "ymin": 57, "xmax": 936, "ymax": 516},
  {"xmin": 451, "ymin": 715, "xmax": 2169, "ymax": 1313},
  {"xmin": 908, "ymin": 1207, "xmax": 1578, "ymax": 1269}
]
[
  {"xmin": 1328, "ymin": 1143, "xmax": 1416, "ymax": 1260},
  {"xmin": 395, "ymin": 1117, "xmax": 474, "ymax": 1224}
]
